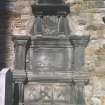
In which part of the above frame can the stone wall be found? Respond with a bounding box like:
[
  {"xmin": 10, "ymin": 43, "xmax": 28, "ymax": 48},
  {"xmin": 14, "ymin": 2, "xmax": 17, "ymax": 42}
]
[{"xmin": 1, "ymin": 0, "xmax": 105, "ymax": 104}]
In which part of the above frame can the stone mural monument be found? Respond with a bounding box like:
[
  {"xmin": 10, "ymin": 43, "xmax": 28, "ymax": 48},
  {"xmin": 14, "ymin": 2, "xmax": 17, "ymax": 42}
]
[{"xmin": 12, "ymin": 0, "xmax": 90, "ymax": 105}]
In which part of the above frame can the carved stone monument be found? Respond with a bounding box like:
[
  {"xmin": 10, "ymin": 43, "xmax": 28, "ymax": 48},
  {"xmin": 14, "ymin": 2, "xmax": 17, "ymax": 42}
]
[
  {"xmin": 0, "ymin": 68, "xmax": 12, "ymax": 105},
  {"xmin": 12, "ymin": 0, "xmax": 90, "ymax": 105}
]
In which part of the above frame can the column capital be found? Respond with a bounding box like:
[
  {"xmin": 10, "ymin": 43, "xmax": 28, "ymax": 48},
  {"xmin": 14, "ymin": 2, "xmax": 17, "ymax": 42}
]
[
  {"xmin": 12, "ymin": 35, "xmax": 30, "ymax": 46},
  {"xmin": 71, "ymin": 70, "xmax": 89, "ymax": 85},
  {"xmin": 73, "ymin": 79, "xmax": 89, "ymax": 86},
  {"xmin": 69, "ymin": 35, "xmax": 90, "ymax": 47},
  {"xmin": 13, "ymin": 70, "xmax": 27, "ymax": 83}
]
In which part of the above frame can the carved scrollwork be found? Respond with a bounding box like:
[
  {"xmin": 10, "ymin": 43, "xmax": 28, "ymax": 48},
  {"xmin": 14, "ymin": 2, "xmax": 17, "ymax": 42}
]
[{"xmin": 24, "ymin": 83, "xmax": 70, "ymax": 104}]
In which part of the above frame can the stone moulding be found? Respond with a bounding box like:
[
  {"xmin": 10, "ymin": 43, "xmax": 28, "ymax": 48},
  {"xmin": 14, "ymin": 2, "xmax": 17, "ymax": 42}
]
[
  {"xmin": 13, "ymin": 70, "xmax": 89, "ymax": 83},
  {"xmin": 69, "ymin": 35, "xmax": 90, "ymax": 47}
]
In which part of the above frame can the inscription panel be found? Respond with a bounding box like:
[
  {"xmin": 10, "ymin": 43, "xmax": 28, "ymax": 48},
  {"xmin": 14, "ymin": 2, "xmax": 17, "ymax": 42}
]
[
  {"xmin": 31, "ymin": 47, "xmax": 72, "ymax": 72},
  {"xmin": 28, "ymin": 39, "xmax": 72, "ymax": 72},
  {"xmin": 24, "ymin": 83, "xmax": 71, "ymax": 105}
]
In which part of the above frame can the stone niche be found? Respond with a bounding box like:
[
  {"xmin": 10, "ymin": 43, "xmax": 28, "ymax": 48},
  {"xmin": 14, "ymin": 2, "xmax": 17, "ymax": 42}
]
[{"xmin": 12, "ymin": 0, "xmax": 90, "ymax": 105}]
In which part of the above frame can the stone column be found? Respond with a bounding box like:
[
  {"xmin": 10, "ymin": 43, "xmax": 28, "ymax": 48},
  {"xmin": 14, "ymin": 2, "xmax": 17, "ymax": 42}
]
[
  {"xmin": 13, "ymin": 36, "xmax": 30, "ymax": 70},
  {"xmin": 75, "ymin": 81, "xmax": 85, "ymax": 105},
  {"xmin": 13, "ymin": 81, "xmax": 24, "ymax": 105},
  {"xmin": 18, "ymin": 82, "xmax": 24, "ymax": 105},
  {"xmin": 12, "ymin": 69, "xmax": 27, "ymax": 105},
  {"xmin": 70, "ymin": 81, "xmax": 77, "ymax": 105},
  {"xmin": 69, "ymin": 35, "xmax": 90, "ymax": 70}
]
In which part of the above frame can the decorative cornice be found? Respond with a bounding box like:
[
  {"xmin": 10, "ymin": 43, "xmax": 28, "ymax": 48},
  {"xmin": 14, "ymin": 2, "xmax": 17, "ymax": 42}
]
[
  {"xmin": 12, "ymin": 35, "xmax": 30, "ymax": 46},
  {"xmin": 69, "ymin": 35, "xmax": 90, "ymax": 47},
  {"xmin": 13, "ymin": 70, "xmax": 89, "ymax": 83},
  {"xmin": 12, "ymin": 70, "xmax": 26, "ymax": 83},
  {"xmin": 12, "ymin": 35, "xmax": 30, "ymax": 40}
]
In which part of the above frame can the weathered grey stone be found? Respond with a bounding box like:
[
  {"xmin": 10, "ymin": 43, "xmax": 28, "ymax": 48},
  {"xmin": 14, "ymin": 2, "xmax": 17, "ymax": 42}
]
[
  {"xmin": 13, "ymin": 36, "xmax": 30, "ymax": 70},
  {"xmin": 69, "ymin": 35, "xmax": 90, "ymax": 70}
]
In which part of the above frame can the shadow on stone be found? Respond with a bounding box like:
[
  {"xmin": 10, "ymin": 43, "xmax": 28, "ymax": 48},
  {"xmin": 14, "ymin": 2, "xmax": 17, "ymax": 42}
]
[{"xmin": 0, "ymin": 1, "xmax": 11, "ymax": 69}]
